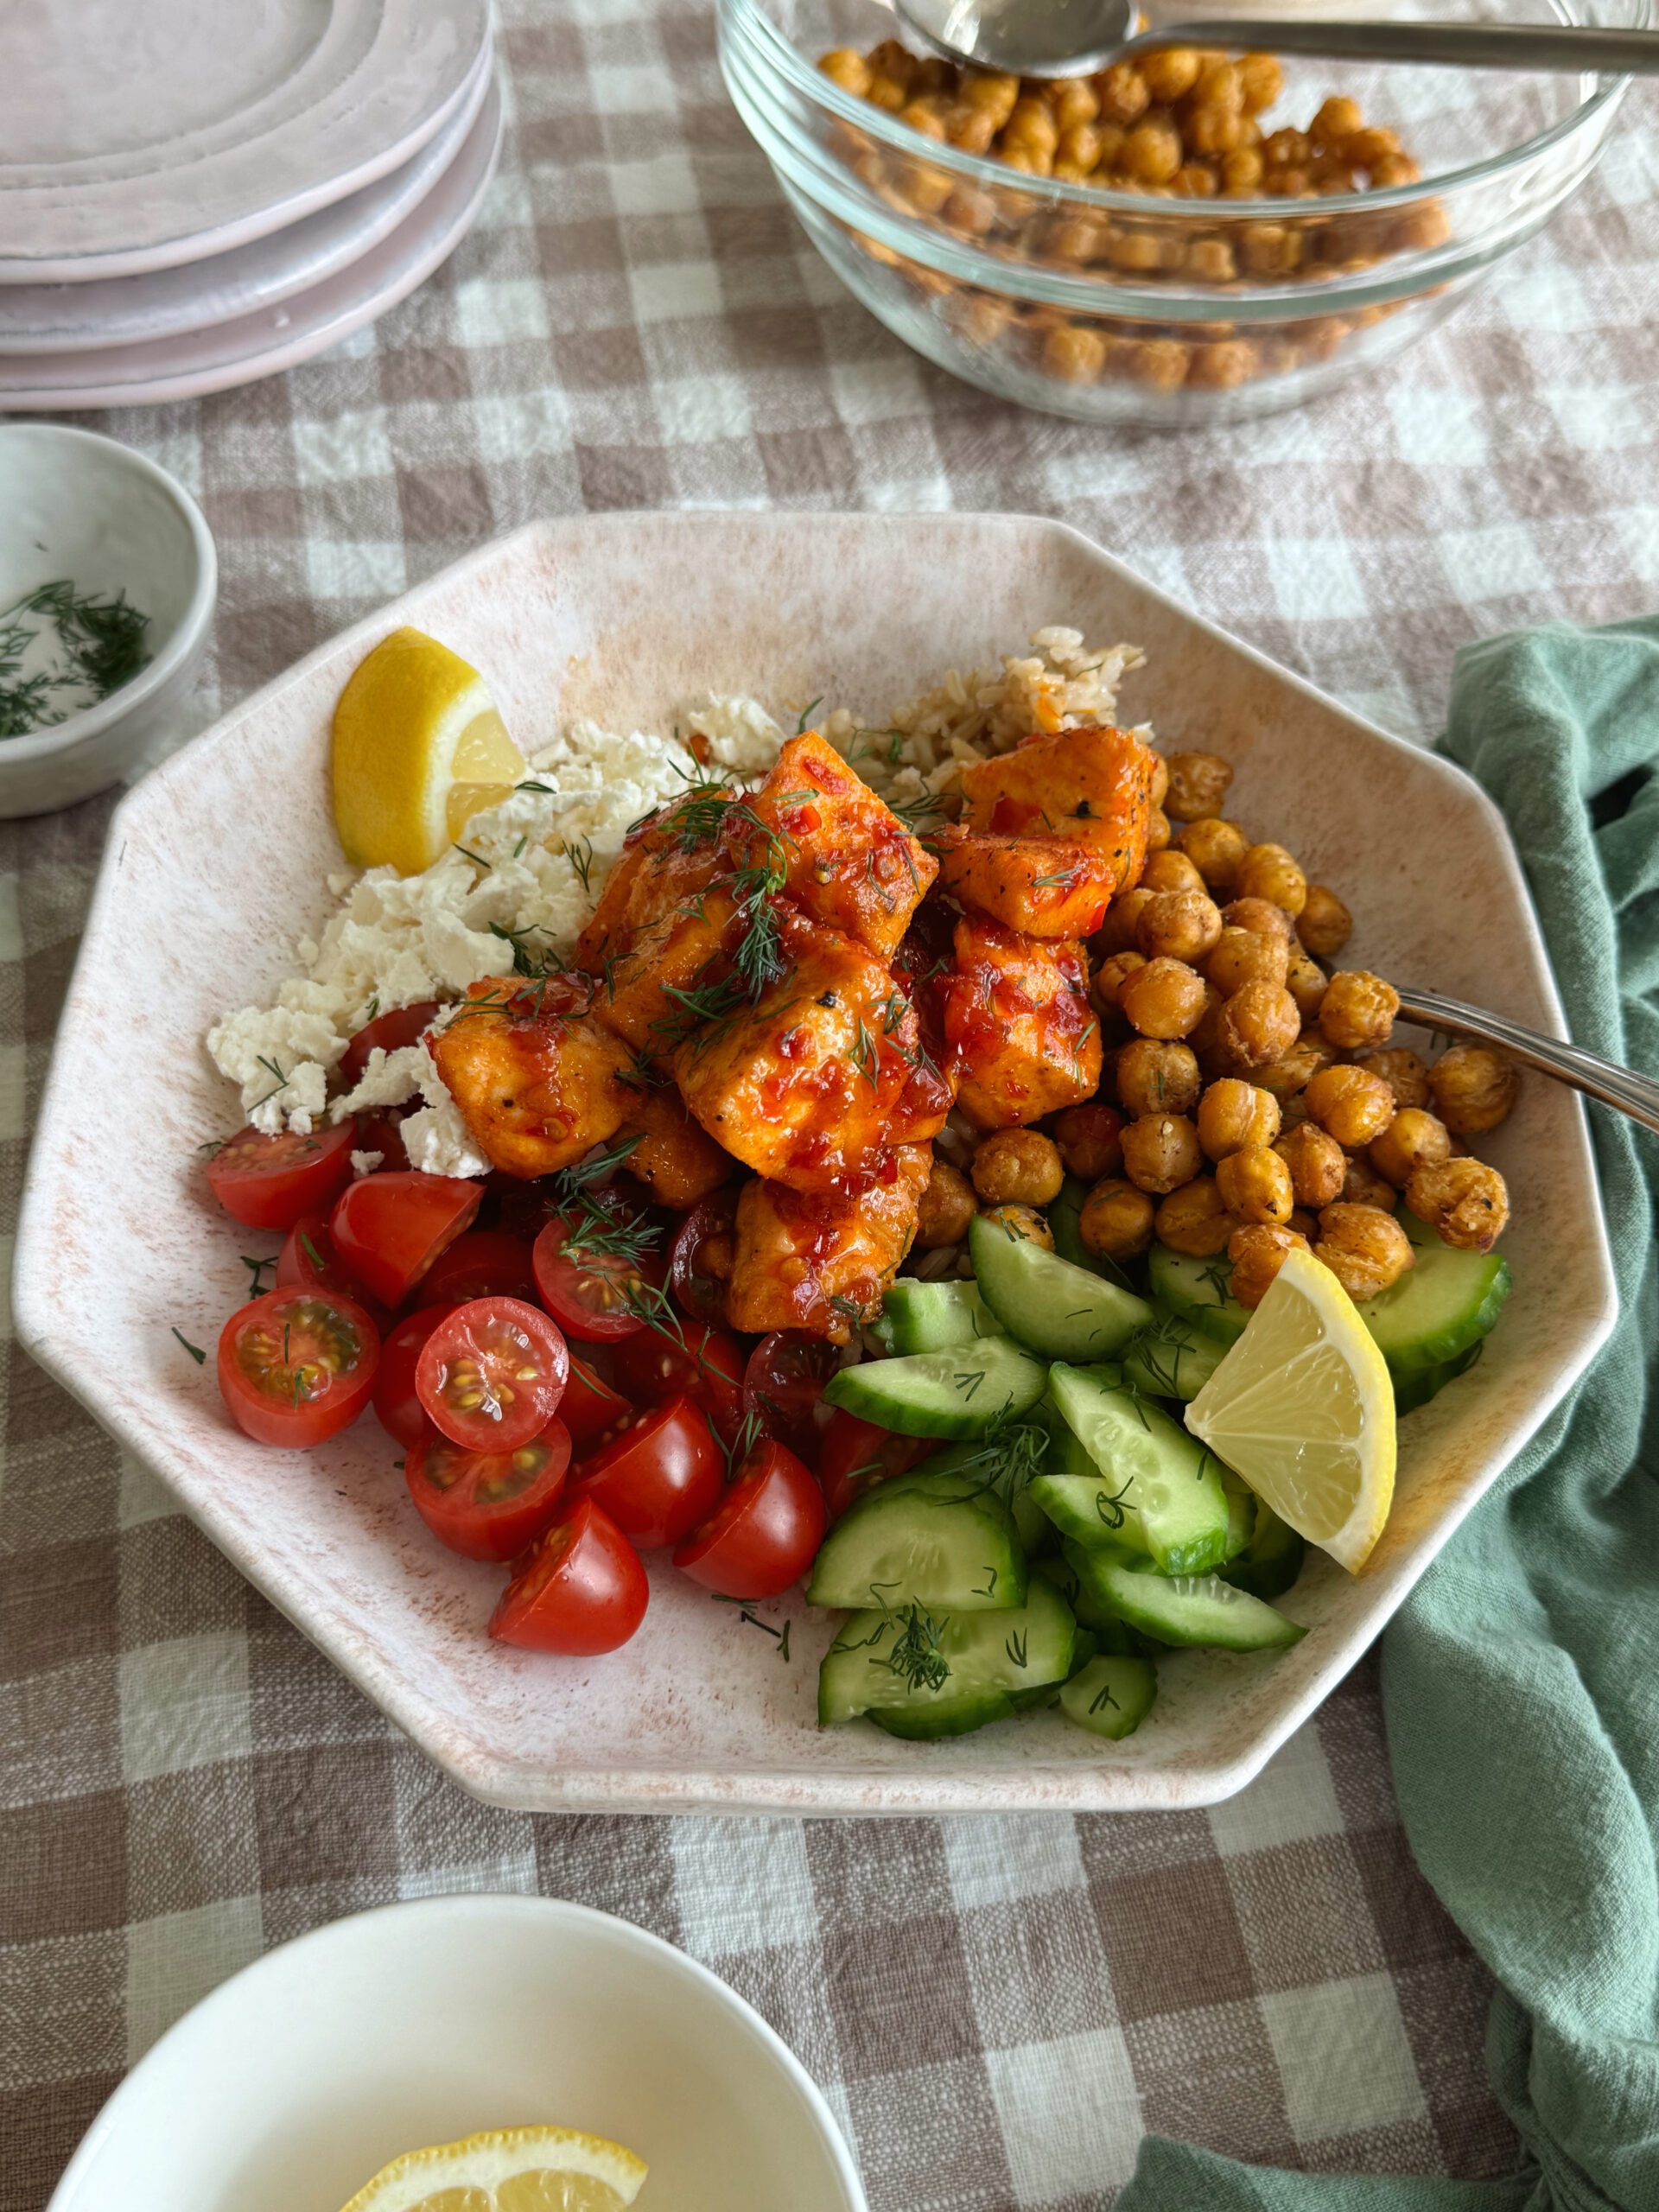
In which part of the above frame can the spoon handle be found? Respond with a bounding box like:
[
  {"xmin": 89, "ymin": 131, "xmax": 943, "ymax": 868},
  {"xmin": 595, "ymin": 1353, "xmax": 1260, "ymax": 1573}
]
[
  {"xmin": 1130, "ymin": 16, "xmax": 1659, "ymax": 69},
  {"xmin": 1395, "ymin": 988, "xmax": 1659, "ymax": 1138}
]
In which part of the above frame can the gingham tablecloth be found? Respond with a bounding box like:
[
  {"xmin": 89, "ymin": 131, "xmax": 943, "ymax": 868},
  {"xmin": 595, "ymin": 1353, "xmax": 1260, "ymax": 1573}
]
[{"xmin": 9, "ymin": 4, "xmax": 1659, "ymax": 2203}]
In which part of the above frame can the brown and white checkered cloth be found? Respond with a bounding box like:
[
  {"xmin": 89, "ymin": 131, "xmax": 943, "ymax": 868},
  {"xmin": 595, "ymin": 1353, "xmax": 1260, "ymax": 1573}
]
[{"xmin": 8, "ymin": 3, "xmax": 1659, "ymax": 2202}]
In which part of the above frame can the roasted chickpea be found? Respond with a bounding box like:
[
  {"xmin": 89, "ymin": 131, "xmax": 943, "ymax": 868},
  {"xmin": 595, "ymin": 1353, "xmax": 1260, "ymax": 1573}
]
[
  {"xmin": 1116, "ymin": 1039, "xmax": 1201, "ymax": 1117},
  {"xmin": 1080, "ymin": 1175, "xmax": 1155, "ymax": 1261},
  {"xmin": 1370, "ymin": 1106, "xmax": 1450, "ymax": 1189},
  {"xmin": 1287, "ymin": 1207, "xmax": 1319, "ymax": 1241},
  {"xmin": 1229, "ymin": 1222, "xmax": 1310, "ymax": 1308},
  {"xmin": 1122, "ymin": 117, "xmax": 1183, "ymax": 182},
  {"xmin": 1428, "ymin": 1046, "xmax": 1518, "ymax": 1137},
  {"xmin": 916, "ymin": 1156, "xmax": 977, "ymax": 1249},
  {"xmin": 1234, "ymin": 841, "xmax": 1307, "ymax": 917},
  {"xmin": 1237, "ymin": 52, "xmax": 1282, "ymax": 110},
  {"xmin": 1274, "ymin": 1121, "xmax": 1345, "ymax": 1207},
  {"xmin": 1197, "ymin": 1077, "xmax": 1281, "ymax": 1160},
  {"xmin": 1118, "ymin": 956, "xmax": 1209, "ymax": 1040},
  {"xmin": 1216, "ymin": 1144, "xmax": 1294, "ymax": 1225},
  {"xmin": 1162, "ymin": 749, "xmax": 1234, "ymax": 823},
  {"xmin": 1146, "ymin": 751, "xmax": 1171, "ymax": 809},
  {"xmin": 1095, "ymin": 60, "xmax": 1152, "ymax": 126},
  {"xmin": 1314, "ymin": 1202, "xmax": 1413, "ymax": 1301},
  {"xmin": 1220, "ymin": 147, "xmax": 1265, "ymax": 194},
  {"xmin": 1221, "ymin": 896, "xmax": 1294, "ymax": 943},
  {"xmin": 960, "ymin": 69, "xmax": 1020, "ymax": 125},
  {"xmin": 1298, "ymin": 883, "xmax": 1352, "ymax": 958},
  {"xmin": 1342, "ymin": 1156, "xmax": 1398, "ymax": 1212},
  {"xmin": 1216, "ymin": 980, "xmax": 1300, "ymax": 1070},
  {"xmin": 1319, "ymin": 969, "xmax": 1400, "ymax": 1052},
  {"xmin": 1305, "ymin": 1063, "xmax": 1395, "ymax": 1148},
  {"xmin": 1091, "ymin": 949, "xmax": 1147, "ymax": 1022},
  {"xmin": 1121, "ymin": 1111, "xmax": 1203, "ymax": 1194},
  {"xmin": 1140, "ymin": 849, "xmax": 1205, "ymax": 896},
  {"xmin": 1042, "ymin": 325, "xmax": 1109, "ymax": 383},
  {"xmin": 1407, "ymin": 1156, "xmax": 1510, "ymax": 1252},
  {"xmin": 971, "ymin": 1127, "xmax": 1065, "ymax": 1208},
  {"xmin": 1313, "ymin": 94, "xmax": 1363, "ymax": 143},
  {"xmin": 980, "ymin": 1202, "xmax": 1055, "ymax": 1249},
  {"xmin": 1285, "ymin": 945, "xmax": 1328, "ymax": 1024},
  {"xmin": 1136, "ymin": 888, "xmax": 1224, "ymax": 963},
  {"xmin": 1146, "ymin": 805, "xmax": 1173, "ymax": 853},
  {"xmin": 1141, "ymin": 45, "xmax": 1201, "ymax": 100},
  {"xmin": 1048, "ymin": 1102, "xmax": 1123, "ymax": 1183},
  {"xmin": 1097, "ymin": 885, "xmax": 1157, "ymax": 953},
  {"xmin": 1154, "ymin": 1174, "xmax": 1236, "ymax": 1256},
  {"xmin": 1254, "ymin": 1033, "xmax": 1337, "ymax": 1100},
  {"xmin": 1206, "ymin": 925, "xmax": 1290, "ymax": 1000},
  {"xmin": 1356, "ymin": 1046, "xmax": 1430, "ymax": 1111},
  {"xmin": 1175, "ymin": 815, "xmax": 1249, "ymax": 893},
  {"xmin": 818, "ymin": 48, "xmax": 873, "ymax": 95},
  {"xmin": 1003, "ymin": 94, "xmax": 1060, "ymax": 158},
  {"xmin": 1047, "ymin": 76, "xmax": 1101, "ymax": 130}
]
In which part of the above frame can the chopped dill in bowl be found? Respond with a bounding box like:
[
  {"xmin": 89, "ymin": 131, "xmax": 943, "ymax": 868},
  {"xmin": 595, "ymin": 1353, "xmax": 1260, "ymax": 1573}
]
[{"xmin": 0, "ymin": 581, "xmax": 150, "ymax": 740}]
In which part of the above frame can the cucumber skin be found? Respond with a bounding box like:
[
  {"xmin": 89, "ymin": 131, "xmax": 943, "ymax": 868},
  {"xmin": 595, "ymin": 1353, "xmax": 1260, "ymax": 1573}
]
[
  {"xmin": 1147, "ymin": 1245, "xmax": 1249, "ymax": 1344},
  {"xmin": 1046, "ymin": 1364, "xmax": 1232, "ymax": 1576},
  {"xmin": 823, "ymin": 1336, "xmax": 1048, "ymax": 1439},
  {"xmin": 970, "ymin": 1213, "xmax": 1154, "ymax": 1363},
  {"xmin": 871, "ymin": 1690, "xmax": 1016, "ymax": 1739},
  {"xmin": 877, "ymin": 1279, "xmax": 995, "ymax": 1356},
  {"xmin": 1395, "ymin": 1341, "xmax": 1484, "ymax": 1414},
  {"xmin": 1033, "ymin": 1555, "xmax": 1154, "ymax": 1655},
  {"xmin": 1220, "ymin": 1503, "xmax": 1306, "ymax": 1603},
  {"xmin": 818, "ymin": 1576, "xmax": 1076, "ymax": 1726},
  {"xmin": 1065, "ymin": 1543, "xmax": 1306, "ymax": 1652},
  {"xmin": 805, "ymin": 1468, "xmax": 1026, "ymax": 1611},
  {"xmin": 1061, "ymin": 1655, "xmax": 1158, "ymax": 1740}
]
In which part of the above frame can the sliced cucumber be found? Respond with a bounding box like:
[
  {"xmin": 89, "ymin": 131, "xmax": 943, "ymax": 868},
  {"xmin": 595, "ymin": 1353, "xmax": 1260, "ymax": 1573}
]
[
  {"xmin": 971, "ymin": 1213, "xmax": 1153, "ymax": 1363},
  {"xmin": 1395, "ymin": 1340, "xmax": 1484, "ymax": 1414},
  {"xmin": 1219, "ymin": 1499, "xmax": 1306, "ymax": 1602},
  {"xmin": 1050, "ymin": 1176, "xmax": 1137, "ymax": 1291},
  {"xmin": 1046, "ymin": 1363, "xmax": 1232, "ymax": 1575},
  {"xmin": 871, "ymin": 1689, "xmax": 1016, "ymax": 1738},
  {"xmin": 1033, "ymin": 1554, "xmax": 1148, "ymax": 1652},
  {"xmin": 1012, "ymin": 1624, "xmax": 1103, "ymax": 1713},
  {"xmin": 1122, "ymin": 1306, "xmax": 1227, "ymax": 1402},
  {"xmin": 1065, "ymin": 1542, "xmax": 1304, "ymax": 1651},
  {"xmin": 823, "ymin": 1335, "xmax": 1048, "ymax": 1438},
  {"xmin": 907, "ymin": 1436, "xmax": 1051, "ymax": 1555},
  {"xmin": 818, "ymin": 1573, "xmax": 1075, "ymax": 1727},
  {"xmin": 1147, "ymin": 1244, "xmax": 1249, "ymax": 1344},
  {"xmin": 806, "ymin": 1468, "xmax": 1025, "ymax": 1611},
  {"xmin": 875, "ymin": 1278, "xmax": 995, "ymax": 1355},
  {"xmin": 1061, "ymin": 1655, "xmax": 1158, "ymax": 1740},
  {"xmin": 1363, "ymin": 1212, "xmax": 1513, "ymax": 1376},
  {"xmin": 1219, "ymin": 1467, "xmax": 1256, "ymax": 1564}
]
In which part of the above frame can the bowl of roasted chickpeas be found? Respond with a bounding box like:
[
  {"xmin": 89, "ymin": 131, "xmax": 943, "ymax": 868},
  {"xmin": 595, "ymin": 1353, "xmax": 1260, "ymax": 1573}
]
[{"xmin": 718, "ymin": 0, "xmax": 1642, "ymax": 422}]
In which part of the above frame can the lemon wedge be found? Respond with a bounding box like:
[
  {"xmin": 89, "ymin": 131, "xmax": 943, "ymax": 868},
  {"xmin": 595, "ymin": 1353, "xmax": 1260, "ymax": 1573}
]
[
  {"xmin": 332, "ymin": 626, "xmax": 526, "ymax": 874},
  {"xmin": 1185, "ymin": 1244, "xmax": 1396, "ymax": 1574},
  {"xmin": 338, "ymin": 2124, "xmax": 648, "ymax": 2212}
]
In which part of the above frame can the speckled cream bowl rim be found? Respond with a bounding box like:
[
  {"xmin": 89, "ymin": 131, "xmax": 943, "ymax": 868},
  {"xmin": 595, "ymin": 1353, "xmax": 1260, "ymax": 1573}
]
[{"xmin": 0, "ymin": 423, "xmax": 217, "ymax": 765}]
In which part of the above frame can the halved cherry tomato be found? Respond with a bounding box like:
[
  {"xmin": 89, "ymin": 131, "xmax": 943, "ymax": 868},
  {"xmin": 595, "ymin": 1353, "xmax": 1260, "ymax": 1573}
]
[
  {"xmin": 668, "ymin": 1192, "xmax": 738, "ymax": 1325},
  {"xmin": 405, "ymin": 1418, "xmax": 573, "ymax": 1563},
  {"xmin": 329, "ymin": 1171, "xmax": 482, "ymax": 1307},
  {"xmin": 207, "ymin": 1121, "xmax": 358, "ymax": 1232},
  {"xmin": 611, "ymin": 1320, "xmax": 745, "ymax": 1443},
  {"xmin": 532, "ymin": 1216, "xmax": 661, "ymax": 1343},
  {"xmin": 416, "ymin": 1230, "xmax": 537, "ymax": 1309},
  {"xmin": 415, "ymin": 1296, "xmax": 570, "ymax": 1454},
  {"xmin": 561, "ymin": 1352, "xmax": 631, "ymax": 1447},
  {"xmin": 218, "ymin": 1286, "xmax": 379, "ymax": 1447},
  {"xmin": 573, "ymin": 1395, "xmax": 724, "ymax": 1549},
  {"xmin": 672, "ymin": 1439, "xmax": 826, "ymax": 1599},
  {"xmin": 277, "ymin": 1212, "xmax": 390, "ymax": 1329},
  {"xmin": 744, "ymin": 1331, "xmax": 839, "ymax": 1458},
  {"xmin": 817, "ymin": 1409, "xmax": 930, "ymax": 1522},
  {"xmin": 374, "ymin": 1306, "xmax": 453, "ymax": 1450},
  {"xmin": 353, "ymin": 1110, "xmax": 410, "ymax": 1173},
  {"xmin": 489, "ymin": 1497, "xmax": 649, "ymax": 1656},
  {"xmin": 338, "ymin": 1001, "xmax": 441, "ymax": 1090}
]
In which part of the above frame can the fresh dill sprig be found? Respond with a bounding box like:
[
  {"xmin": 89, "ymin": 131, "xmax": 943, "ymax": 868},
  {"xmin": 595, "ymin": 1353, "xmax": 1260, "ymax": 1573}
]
[
  {"xmin": 548, "ymin": 1135, "xmax": 643, "ymax": 1205},
  {"xmin": 171, "ymin": 1327, "xmax": 206, "ymax": 1364},
  {"xmin": 563, "ymin": 836, "xmax": 596, "ymax": 897},
  {"xmin": 0, "ymin": 581, "xmax": 150, "ymax": 740},
  {"xmin": 882, "ymin": 1606, "xmax": 951, "ymax": 1693},
  {"xmin": 239, "ymin": 1254, "xmax": 278, "ymax": 1299}
]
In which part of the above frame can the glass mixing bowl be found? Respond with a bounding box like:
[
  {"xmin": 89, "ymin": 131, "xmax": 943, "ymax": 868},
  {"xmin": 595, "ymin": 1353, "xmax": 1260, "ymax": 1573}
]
[{"xmin": 719, "ymin": 0, "xmax": 1640, "ymax": 423}]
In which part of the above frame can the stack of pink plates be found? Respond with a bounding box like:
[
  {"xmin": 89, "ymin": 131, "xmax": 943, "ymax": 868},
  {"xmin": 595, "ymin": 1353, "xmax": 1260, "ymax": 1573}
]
[{"xmin": 0, "ymin": 0, "xmax": 498, "ymax": 410}]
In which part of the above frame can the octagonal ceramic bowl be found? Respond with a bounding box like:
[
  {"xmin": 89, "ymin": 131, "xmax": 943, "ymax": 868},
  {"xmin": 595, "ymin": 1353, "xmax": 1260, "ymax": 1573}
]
[{"xmin": 13, "ymin": 512, "xmax": 1617, "ymax": 1815}]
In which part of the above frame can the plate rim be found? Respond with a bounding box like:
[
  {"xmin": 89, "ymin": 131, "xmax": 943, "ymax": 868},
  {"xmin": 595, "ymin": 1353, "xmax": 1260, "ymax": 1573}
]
[{"xmin": 12, "ymin": 510, "xmax": 1621, "ymax": 1816}]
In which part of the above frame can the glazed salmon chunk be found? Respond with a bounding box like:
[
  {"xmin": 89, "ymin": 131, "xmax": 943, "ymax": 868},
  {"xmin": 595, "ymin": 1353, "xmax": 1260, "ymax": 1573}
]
[
  {"xmin": 933, "ymin": 826, "xmax": 1119, "ymax": 938},
  {"xmin": 941, "ymin": 914, "xmax": 1102, "ymax": 1128},
  {"xmin": 613, "ymin": 1083, "xmax": 734, "ymax": 1209},
  {"xmin": 741, "ymin": 733, "xmax": 938, "ymax": 961},
  {"xmin": 430, "ymin": 978, "xmax": 637, "ymax": 1178},
  {"xmin": 957, "ymin": 723, "xmax": 1156, "ymax": 891},
  {"xmin": 674, "ymin": 907, "xmax": 940, "ymax": 1189},
  {"xmin": 727, "ymin": 1143, "xmax": 934, "ymax": 1340}
]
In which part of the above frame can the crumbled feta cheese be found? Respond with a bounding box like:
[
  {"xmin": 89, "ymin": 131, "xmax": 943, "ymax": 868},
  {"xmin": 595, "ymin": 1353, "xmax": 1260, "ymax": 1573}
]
[
  {"xmin": 683, "ymin": 694, "xmax": 785, "ymax": 775},
  {"xmin": 205, "ymin": 1005, "xmax": 340, "ymax": 1133},
  {"xmin": 350, "ymin": 1149, "xmax": 385, "ymax": 1177}
]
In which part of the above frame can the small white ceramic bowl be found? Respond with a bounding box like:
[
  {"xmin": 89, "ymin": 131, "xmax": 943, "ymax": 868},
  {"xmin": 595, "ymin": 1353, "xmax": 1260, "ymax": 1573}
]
[
  {"xmin": 0, "ymin": 423, "xmax": 215, "ymax": 817},
  {"xmin": 46, "ymin": 1894, "xmax": 867, "ymax": 2212}
]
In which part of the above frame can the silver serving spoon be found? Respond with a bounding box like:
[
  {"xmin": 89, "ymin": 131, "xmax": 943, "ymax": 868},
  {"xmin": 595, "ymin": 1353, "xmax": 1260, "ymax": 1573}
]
[
  {"xmin": 1396, "ymin": 988, "xmax": 1659, "ymax": 1139},
  {"xmin": 893, "ymin": 0, "xmax": 1659, "ymax": 85}
]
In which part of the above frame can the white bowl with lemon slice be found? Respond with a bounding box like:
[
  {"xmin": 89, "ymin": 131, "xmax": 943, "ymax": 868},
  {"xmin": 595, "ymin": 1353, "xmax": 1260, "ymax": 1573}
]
[{"xmin": 46, "ymin": 1893, "xmax": 866, "ymax": 2212}]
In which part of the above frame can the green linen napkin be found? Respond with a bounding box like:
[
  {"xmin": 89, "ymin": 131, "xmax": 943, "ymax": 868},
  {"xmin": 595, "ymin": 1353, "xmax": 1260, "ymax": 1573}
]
[{"xmin": 1117, "ymin": 619, "xmax": 1659, "ymax": 2212}]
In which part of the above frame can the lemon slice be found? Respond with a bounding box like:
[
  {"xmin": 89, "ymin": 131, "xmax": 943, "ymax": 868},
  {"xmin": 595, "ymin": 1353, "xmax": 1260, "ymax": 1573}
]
[
  {"xmin": 339, "ymin": 2125, "xmax": 647, "ymax": 2212},
  {"xmin": 1185, "ymin": 1245, "xmax": 1396, "ymax": 1573},
  {"xmin": 332, "ymin": 626, "xmax": 527, "ymax": 875}
]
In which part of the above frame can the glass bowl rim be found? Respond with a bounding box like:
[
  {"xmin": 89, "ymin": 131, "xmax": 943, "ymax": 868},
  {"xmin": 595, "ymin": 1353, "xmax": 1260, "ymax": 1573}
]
[{"xmin": 721, "ymin": 0, "xmax": 1642, "ymax": 219}]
